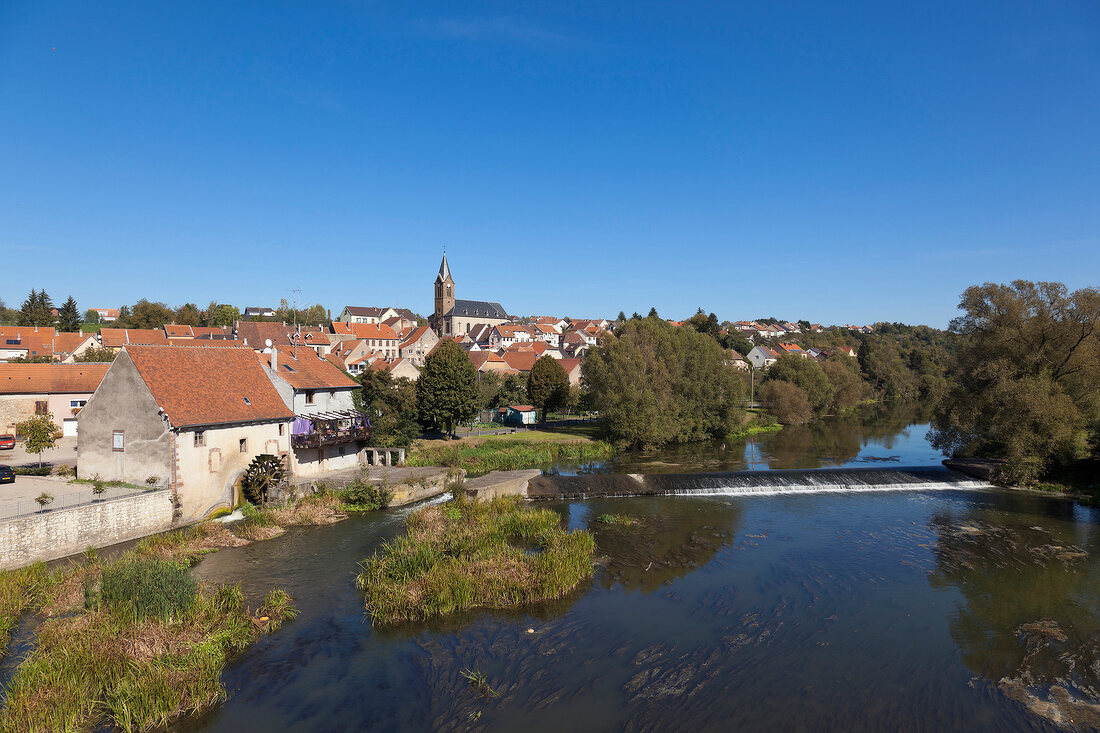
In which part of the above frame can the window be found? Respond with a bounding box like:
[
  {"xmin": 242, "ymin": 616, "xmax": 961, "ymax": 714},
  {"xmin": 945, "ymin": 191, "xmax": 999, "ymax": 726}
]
[
  {"xmin": 239, "ymin": 438, "xmax": 247, "ymax": 453},
  {"xmin": 278, "ymin": 423, "xmax": 285, "ymax": 436},
  {"xmin": 112, "ymin": 431, "xmax": 125, "ymax": 452},
  {"xmin": 69, "ymin": 399, "xmax": 87, "ymax": 409},
  {"xmin": 35, "ymin": 401, "xmax": 48, "ymax": 414},
  {"xmin": 194, "ymin": 430, "xmax": 206, "ymax": 447},
  {"xmin": 305, "ymin": 390, "xmax": 315, "ymax": 404}
]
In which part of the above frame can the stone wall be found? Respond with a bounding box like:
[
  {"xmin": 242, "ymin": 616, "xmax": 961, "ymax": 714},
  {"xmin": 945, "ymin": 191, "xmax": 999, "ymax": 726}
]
[{"xmin": 0, "ymin": 490, "xmax": 175, "ymax": 570}]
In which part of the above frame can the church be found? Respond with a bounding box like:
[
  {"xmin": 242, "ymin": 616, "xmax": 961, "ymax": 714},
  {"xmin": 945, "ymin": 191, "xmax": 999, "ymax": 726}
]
[{"xmin": 430, "ymin": 253, "xmax": 510, "ymax": 337}]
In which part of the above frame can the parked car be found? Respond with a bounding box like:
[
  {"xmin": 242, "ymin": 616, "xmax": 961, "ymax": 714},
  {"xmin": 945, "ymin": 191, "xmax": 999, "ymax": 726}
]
[
  {"xmin": 0, "ymin": 465, "xmax": 14, "ymax": 484},
  {"xmin": 0, "ymin": 434, "xmax": 15, "ymax": 450}
]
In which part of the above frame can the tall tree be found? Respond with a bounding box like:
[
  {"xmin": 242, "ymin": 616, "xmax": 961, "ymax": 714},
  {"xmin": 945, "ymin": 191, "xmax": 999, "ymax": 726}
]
[
  {"xmin": 415, "ymin": 340, "xmax": 479, "ymax": 438},
  {"xmin": 527, "ymin": 355, "xmax": 570, "ymax": 421},
  {"xmin": 19, "ymin": 289, "xmax": 54, "ymax": 326},
  {"xmin": 128, "ymin": 299, "xmax": 175, "ymax": 329},
  {"xmin": 764, "ymin": 356, "xmax": 836, "ymax": 415},
  {"xmin": 210, "ymin": 304, "xmax": 241, "ymax": 327},
  {"xmin": 84, "ymin": 309, "xmax": 100, "ymax": 325},
  {"xmin": 356, "ymin": 369, "xmax": 420, "ymax": 447},
  {"xmin": 16, "ymin": 413, "xmax": 59, "ymax": 467},
  {"xmin": 931, "ymin": 280, "xmax": 1100, "ymax": 484},
  {"xmin": 57, "ymin": 296, "xmax": 81, "ymax": 332},
  {"xmin": 175, "ymin": 303, "xmax": 202, "ymax": 326},
  {"xmin": 583, "ymin": 317, "xmax": 745, "ymax": 448}
]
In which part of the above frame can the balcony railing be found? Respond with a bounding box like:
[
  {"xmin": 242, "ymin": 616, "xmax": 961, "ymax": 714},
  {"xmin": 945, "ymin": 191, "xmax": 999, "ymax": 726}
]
[{"xmin": 291, "ymin": 425, "xmax": 371, "ymax": 449}]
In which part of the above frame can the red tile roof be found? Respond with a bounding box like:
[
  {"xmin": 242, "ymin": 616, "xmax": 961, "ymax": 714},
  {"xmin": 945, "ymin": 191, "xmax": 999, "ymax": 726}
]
[
  {"xmin": 0, "ymin": 326, "xmax": 56, "ymax": 357},
  {"xmin": 501, "ymin": 351, "xmax": 538, "ymax": 372},
  {"xmin": 124, "ymin": 345, "xmax": 293, "ymax": 428},
  {"xmin": 0, "ymin": 363, "xmax": 110, "ymax": 394},
  {"xmin": 399, "ymin": 326, "xmax": 434, "ymax": 349},
  {"xmin": 99, "ymin": 328, "xmax": 170, "ymax": 348},
  {"xmin": 51, "ymin": 332, "xmax": 95, "ymax": 358},
  {"xmin": 558, "ymin": 358, "xmax": 582, "ymax": 375},
  {"xmin": 260, "ymin": 350, "xmax": 359, "ymax": 390},
  {"xmin": 332, "ymin": 322, "xmax": 398, "ymax": 341}
]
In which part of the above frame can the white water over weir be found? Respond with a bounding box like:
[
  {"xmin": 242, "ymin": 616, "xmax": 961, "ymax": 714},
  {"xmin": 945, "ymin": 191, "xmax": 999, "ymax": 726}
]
[{"xmin": 526, "ymin": 466, "xmax": 991, "ymax": 501}]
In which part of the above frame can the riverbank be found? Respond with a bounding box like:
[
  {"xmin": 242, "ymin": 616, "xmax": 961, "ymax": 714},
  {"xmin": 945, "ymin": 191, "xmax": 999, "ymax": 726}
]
[{"xmin": 0, "ymin": 492, "xmax": 358, "ymax": 732}]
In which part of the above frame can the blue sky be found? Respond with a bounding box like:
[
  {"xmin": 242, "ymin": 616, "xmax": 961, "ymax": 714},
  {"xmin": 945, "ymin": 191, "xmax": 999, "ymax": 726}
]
[{"xmin": 2, "ymin": 1, "xmax": 1097, "ymax": 327}]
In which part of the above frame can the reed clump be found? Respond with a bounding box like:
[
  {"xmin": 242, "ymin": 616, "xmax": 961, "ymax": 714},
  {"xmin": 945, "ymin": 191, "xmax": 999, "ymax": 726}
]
[
  {"xmin": 406, "ymin": 438, "xmax": 614, "ymax": 477},
  {"xmin": 357, "ymin": 495, "xmax": 595, "ymax": 624}
]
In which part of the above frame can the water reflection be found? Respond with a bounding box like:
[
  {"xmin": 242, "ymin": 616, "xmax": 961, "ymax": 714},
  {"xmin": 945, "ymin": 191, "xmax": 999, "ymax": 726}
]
[
  {"xmin": 557, "ymin": 401, "xmax": 942, "ymax": 475},
  {"xmin": 929, "ymin": 499, "xmax": 1100, "ymax": 729}
]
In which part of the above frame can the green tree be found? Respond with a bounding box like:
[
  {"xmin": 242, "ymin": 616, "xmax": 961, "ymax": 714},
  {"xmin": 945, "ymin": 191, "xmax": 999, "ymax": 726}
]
[
  {"xmin": 19, "ymin": 289, "xmax": 54, "ymax": 326},
  {"xmin": 16, "ymin": 413, "xmax": 59, "ymax": 467},
  {"xmin": 210, "ymin": 304, "xmax": 241, "ymax": 327},
  {"xmin": 84, "ymin": 308, "xmax": 100, "ymax": 325},
  {"xmin": 758, "ymin": 380, "xmax": 812, "ymax": 425},
  {"xmin": 582, "ymin": 317, "xmax": 745, "ymax": 448},
  {"xmin": 57, "ymin": 296, "xmax": 81, "ymax": 332},
  {"xmin": 416, "ymin": 340, "xmax": 479, "ymax": 438},
  {"xmin": 74, "ymin": 346, "xmax": 118, "ymax": 363},
  {"xmin": 764, "ymin": 356, "xmax": 836, "ymax": 415},
  {"xmin": 616, "ymin": 311, "xmax": 627, "ymax": 324},
  {"xmin": 647, "ymin": 307, "xmax": 659, "ymax": 319},
  {"xmin": 527, "ymin": 355, "xmax": 570, "ymax": 421},
  {"xmin": 931, "ymin": 280, "xmax": 1100, "ymax": 484},
  {"xmin": 128, "ymin": 299, "xmax": 175, "ymax": 329},
  {"xmin": 175, "ymin": 303, "xmax": 202, "ymax": 326},
  {"xmin": 356, "ymin": 369, "xmax": 420, "ymax": 446},
  {"xmin": 822, "ymin": 357, "xmax": 869, "ymax": 411}
]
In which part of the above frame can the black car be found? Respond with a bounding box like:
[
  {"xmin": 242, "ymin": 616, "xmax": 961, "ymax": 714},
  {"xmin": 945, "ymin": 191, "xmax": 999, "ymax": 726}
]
[{"xmin": 0, "ymin": 465, "xmax": 14, "ymax": 484}]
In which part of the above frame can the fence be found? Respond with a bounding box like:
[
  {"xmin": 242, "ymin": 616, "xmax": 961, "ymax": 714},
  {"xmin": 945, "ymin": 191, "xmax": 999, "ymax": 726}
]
[{"xmin": 0, "ymin": 486, "xmax": 154, "ymax": 522}]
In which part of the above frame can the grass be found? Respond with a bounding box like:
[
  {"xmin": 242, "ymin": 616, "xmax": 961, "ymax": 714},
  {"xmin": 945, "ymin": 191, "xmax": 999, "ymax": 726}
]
[
  {"xmin": 0, "ymin": 523, "xmax": 301, "ymax": 732},
  {"xmin": 727, "ymin": 423, "xmax": 783, "ymax": 440},
  {"xmin": 595, "ymin": 513, "xmax": 639, "ymax": 526},
  {"xmin": 357, "ymin": 495, "xmax": 596, "ymax": 625},
  {"xmin": 407, "ymin": 431, "xmax": 614, "ymax": 477}
]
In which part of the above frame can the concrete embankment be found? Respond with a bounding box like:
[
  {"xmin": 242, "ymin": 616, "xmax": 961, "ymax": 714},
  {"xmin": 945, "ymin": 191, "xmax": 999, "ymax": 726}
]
[
  {"xmin": 942, "ymin": 458, "xmax": 1004, "ymax": 482},
  {"xmin": 463, "ymin": 470, "xmax": 543, "ymax": 501},
  {"xmin": 290, "ymin": 465, "xmax": 460, "ymax": 507}
]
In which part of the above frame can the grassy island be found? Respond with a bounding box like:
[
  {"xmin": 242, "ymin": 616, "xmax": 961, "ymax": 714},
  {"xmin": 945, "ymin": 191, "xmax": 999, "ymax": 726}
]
[
  {"xmin": 357, "ymin": 496, "xmax": 595, "ymax": 625},
  {"xmin": 406, "ymin": 426, "xmax": 615, "ymax": 477}
]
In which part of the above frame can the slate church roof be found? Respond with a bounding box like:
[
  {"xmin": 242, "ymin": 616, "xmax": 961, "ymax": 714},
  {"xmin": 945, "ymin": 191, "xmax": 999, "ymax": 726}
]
[{"xmin": 445, "ymin": 300, "xmax": 508, "ymax": 319}]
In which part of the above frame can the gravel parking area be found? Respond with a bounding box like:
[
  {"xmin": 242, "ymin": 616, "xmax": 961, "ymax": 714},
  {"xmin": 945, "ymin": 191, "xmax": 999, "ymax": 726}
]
[{"xmin": 0, "ymin": 436, "xmax": 78, "ymax": 467}]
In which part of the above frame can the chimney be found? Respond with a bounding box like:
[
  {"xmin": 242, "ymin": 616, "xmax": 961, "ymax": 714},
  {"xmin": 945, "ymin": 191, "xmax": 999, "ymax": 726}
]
[{"xmin": 271, "ymin": 346, "xmax": 278, "ymax": 372}]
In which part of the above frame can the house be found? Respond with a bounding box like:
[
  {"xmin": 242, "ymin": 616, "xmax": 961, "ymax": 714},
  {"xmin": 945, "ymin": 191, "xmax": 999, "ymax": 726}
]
[
  {"xmin": 468, "ymin": 351, "xmax": 512, "ymax": 374},
  {"xmin": 558, "ymin": 358, "xmax": 583, "ymax": 386},
  {"xmin": 98, "ymin": 328, "xmax": 170, "ymax": 351},
  {"xmin": 467, "ymin": 324, "xmax": 494, "ymax": 348},
  {"xmin": 500, "ymin": 350, "xmax": 538, "ymax": 373},
  {"xmin": 259, "ymin": 348, "xmax": 370, "ymax": 477},
  {"xmin": 326, "ymin": 339, "xmax": 380, "ymax": 376},
  {"xmin": 162, "ymin": 325, "xmax": 234, "ymax": 340},
  {"xmin": 496, "ymin": 405, "xmax": 537, "ymax": 426},
  {"xmin": 331, "ymin": 322, "xmax": 400, "ymax": 360},
  {"xmin": 54, "ymin": 332, "xmax": 100, "ymax": 363},
  {"xmin": 0, "ymin": 326, "xmax": 57, "ymax": 362},
  {"xmin": 728, "ymin": 350, "xmax": 750, "ymax": 370},
  {"xmin": 235, "ymin": 321, "xmax": 326, "ymax": 354},
  {"xmin": 243, "ymin": 307, "xmax": 277, "ymax": 320},
  {"xmin": 746, "ymin": 345, "xmax": 780, "ymax": 369},
  {"xmin": 398, "ymin": 326, "xmax": 439, "ymax": 366},
  {"xmin": 560, "ymin": 331, "xmax": 589, "ymax": 359},
  {"xmin": 488, "ymin": 324, "xmax": 533, "ymax": 350},
  {"xmin": 833, "ymin": 346, "xmax": 858, "ymax": 358},
  {"xmin": 92, "ymin": 308, "xmax": 120, "ymax": 323},
  {"xmin": 531, "ymin": 323, "xmax": 562, "ymax": 348},
  {"xmin": 77, "ymin": 345, "xmax": 294, "ymax": 522},
  {"xmin": 807, "ymin": 347, "xmax": 826, "ymax": 361},
  {"xmin": 336, "ymin": 306, "xmax": 418, "ymax": 326},
  {"xmin": 0, "ymin": 363, "xmax": 110, "ymax": 437},
  {"xmin": 370, "ymin": 357, "xmax": 421, "ymax": 382},
  {"xmin": 776, "ymin": 343, "xmax": 809, "ymax": 358},
  {"xmin": 533, "ymin": 317, "xmax": 569, "ymax": 330},
  {"xmin": 429, "ymin": 254, "xmax": 510, "ymax": 337}
]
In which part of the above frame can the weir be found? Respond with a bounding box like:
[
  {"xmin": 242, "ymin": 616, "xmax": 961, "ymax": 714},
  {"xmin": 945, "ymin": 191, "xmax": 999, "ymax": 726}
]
[{"xmin": 526, "ymin": 466, "xmax": 990, "ymax": 501}]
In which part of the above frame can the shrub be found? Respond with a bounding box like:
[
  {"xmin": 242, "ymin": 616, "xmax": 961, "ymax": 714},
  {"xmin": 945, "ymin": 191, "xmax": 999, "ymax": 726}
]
[
  {"xmin": 55, "ymin": 464, "xmax": 75, "ymax": 477},
  {"xmin": 93, "ymin": 558, "xmax": 197, "ymax": 623},
  {"xmin": 15, "ymin": 466, "xmax": 52, "ymax": 476},
  {"xmin": 759, "ymin": 380, "xmax": 813, "ymax": 425},
  {"xmin": 34, "ymin": 492, "xmax": 54, "ymax": 507},
  {"xmin": 342, "ymin": 473, "xmax": 394, "ymax": 511}
]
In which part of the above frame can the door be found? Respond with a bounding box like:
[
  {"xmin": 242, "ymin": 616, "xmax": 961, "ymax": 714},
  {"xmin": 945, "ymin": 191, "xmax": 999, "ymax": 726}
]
[{"xmin": 63, "ymin": 418, "xmax": 78, "ymax": 437}]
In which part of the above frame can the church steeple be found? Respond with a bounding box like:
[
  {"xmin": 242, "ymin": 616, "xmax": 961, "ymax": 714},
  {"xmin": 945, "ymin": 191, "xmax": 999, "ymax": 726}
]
[{"xmin": 433, "ymin": 250, "xmax": 455, "ymax": 328}]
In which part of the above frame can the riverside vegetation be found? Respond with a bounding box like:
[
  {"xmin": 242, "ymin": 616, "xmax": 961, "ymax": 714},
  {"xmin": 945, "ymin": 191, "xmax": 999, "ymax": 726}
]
[
  {"xmin": 0, "ymin": 487, "xmax": 392, "ymax": 732},
  {"xmin": 357, "ymin": 495, "xmax": 596, "ymax": 625}
]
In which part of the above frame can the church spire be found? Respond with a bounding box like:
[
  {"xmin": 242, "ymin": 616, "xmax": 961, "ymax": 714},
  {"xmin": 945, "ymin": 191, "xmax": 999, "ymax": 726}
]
[{"xmin": 436, "ymin": 250, "xmax": 452, "ymax": 283}]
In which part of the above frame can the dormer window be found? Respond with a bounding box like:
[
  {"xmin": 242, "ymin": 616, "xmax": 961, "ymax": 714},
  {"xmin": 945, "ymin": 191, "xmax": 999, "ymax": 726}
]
[{"xmin": 243, "ymin": 397, "xmax": 251, "ymax": 405}]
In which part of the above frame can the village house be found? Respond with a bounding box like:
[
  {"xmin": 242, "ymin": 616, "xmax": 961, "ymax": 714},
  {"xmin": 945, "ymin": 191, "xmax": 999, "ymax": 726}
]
[
  {"xmin": 259, "ymin": 348, "xmax": 370, "ymax": 477},
  {"xmin": 501, "ymin": 350, "xmax": 538, "ymax": 373},
  {"xmin": 98, "ymin": 328, "xmax": 170, "ymax": 351},
  {"xmin": 560, "ymin": 331, "xmax": 589, "ymax": 359},
  {"xmin": 747, "ymin": 345, "xmax": 780, "ymax": 369},
  {"xmin": 0, "ymin": 363, "xmax": 110, "ymax": 437},
  {"xmin": 728, "ymin": 350, "xmax": 750, "ymax": 370},
  {"xmin": 429, "ymin": 254, "xmax": 510, "ymax": 337},
  {"xmin": 77, "ymin": 345, "xmax": 293, "ymax": 523},
  {"xmin": 331, "ymin": 322, "xmax": 400, "ymax": 361},
  {"xmin": 558, "ymin": 358, "xmax": 583, "ymax": 386},
  {"xmin": 336, "ymin": 306, "xmax": 418, "ymax": 326},
  {"xmin": 370, "ymin": 357, "xmax": 421, "ymax": 382},
  {"xmin": 776, "ymin": 343, "xmax": 810, "ymax": 358},
  {"xmin": 468, "ymin": 351, "xmax": 513, "ymax": 374},
  {"xmin": 531, "ymin": 323, "xmax": 562, "ymax": 348},
  {"xmin": 398, "ymin": 326, "xmax": 439, "ymax": 366},
  {"xmin": 91, "ymin": 308, "xmax": 120, "ymax": 323},
  {"xmin": 833, "ymin": 345, "xmax": 858, "ymax": 358},
  {"xmin": 325, "ymin": 339, "xmax": 380, "ymax": 376},
  {"xmin": 488, "ymin": 324, "xmax": 533, "ymax": 350},
  {"xmin": 243, "ymin": 306, "xmax": 277, "ymax": 320}
]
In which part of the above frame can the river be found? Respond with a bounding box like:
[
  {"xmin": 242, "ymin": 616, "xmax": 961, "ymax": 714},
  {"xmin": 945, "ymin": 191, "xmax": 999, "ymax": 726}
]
[{"xmin": 178, "ymin": 404, "xmax": 1100, "ymax": 732}]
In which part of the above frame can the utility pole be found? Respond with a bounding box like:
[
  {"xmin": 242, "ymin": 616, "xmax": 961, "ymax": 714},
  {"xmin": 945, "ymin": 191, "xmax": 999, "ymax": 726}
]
[{"xmin": 289, "ymin": 288, "xmax": 301, "ymax": 360}]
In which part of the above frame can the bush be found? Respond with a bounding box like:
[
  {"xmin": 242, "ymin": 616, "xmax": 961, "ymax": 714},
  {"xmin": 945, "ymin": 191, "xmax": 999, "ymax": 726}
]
[
  {"xmin": 342, "ymin": 474, "xmax": 394, "ymax": 511},
  {"xmin": 759, "ymin": 380, "xmax": 813, "ymax": 425},
  {"xmin": 92, "ymin": 558, "xmax": 197, "ymax": 623},
  {"xmin": 15, "ymin": 466, "xmax": 52, "ymax": 476}
]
